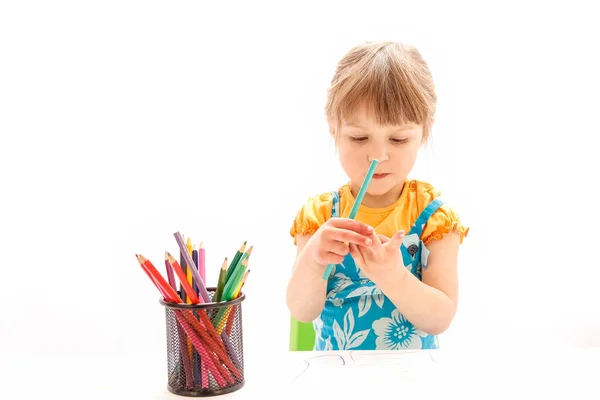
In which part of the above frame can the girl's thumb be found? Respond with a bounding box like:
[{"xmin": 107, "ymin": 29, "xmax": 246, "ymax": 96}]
[
  {"xmin": 384, "ymin": 230, "xmax": 405, "ymax": 251},
  {"xmin": 392, "ymin": 230, "xmax": 405, "ymax": 246}
]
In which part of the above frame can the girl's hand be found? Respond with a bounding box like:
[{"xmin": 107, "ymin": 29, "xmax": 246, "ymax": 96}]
[
  {"xmin": 349, "ymin": 230, "xmax": 407, "ymax": 284},
  {"xmin": 305, "ymin": 218, "xmax": 374, "ymax": 267}
]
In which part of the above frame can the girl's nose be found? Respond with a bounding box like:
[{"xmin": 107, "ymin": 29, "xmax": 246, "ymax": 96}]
[{"xmin": 368, "ymin": 146, "xmax": 389, "ymax": 163}]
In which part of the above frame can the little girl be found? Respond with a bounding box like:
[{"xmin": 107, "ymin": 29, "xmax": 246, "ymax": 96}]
[{"xmin": 286, "ymin": 41, "xmax": 469, "ymax": 351}]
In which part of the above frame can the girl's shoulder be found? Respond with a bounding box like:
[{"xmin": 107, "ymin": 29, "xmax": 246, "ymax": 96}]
[
  {"xmin": 407, "ymin": 179, "xmax": 470, "ymax": 245},
  {"xmin": 289, "ymin": 190, "xmax": 335, "ymax": 245}
]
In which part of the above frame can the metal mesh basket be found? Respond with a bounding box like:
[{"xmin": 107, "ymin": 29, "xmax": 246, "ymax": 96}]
[{"xmin": 159, "ymin": 287, "xmax": 245, "ymax": 397}]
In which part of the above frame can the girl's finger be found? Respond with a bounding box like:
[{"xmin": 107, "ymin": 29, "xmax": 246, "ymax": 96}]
[
  {"xmin": 349, "ymin": 243, "xmax": 364, "ymax": 267},
  {"xmin": 327, "ymin": 240, "xmax": 350, "ymax": 257},
  {"xmin": 328, "ymin": 228, "xmax": 372, "ymax": 247},
  {"xmin": 384, "ymin": 230, "xmax": 406, "ymax": 252},
  {"xmin": 319, "ymin": 251, "xmax": 345, "ymax": 266},
  {"xmin": 378, "ymin": 234, "xmax": 391, "ymax": 244}
]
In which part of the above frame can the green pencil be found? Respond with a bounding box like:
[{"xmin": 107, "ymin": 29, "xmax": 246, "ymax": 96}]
[
  {"xmin": 225, "ymin": 245, "xmax": 252, "ymax": 291},
  {"xmin": 214, "ymin": 257, "xmax": 228, "ymax": 302},
  {"xmin": 225, "ymin": 241, "xmax": 246, "ymax": 282},
  {"xmin": 213, "ymin": 257, "xmax": 249, "ymax": 327},
  {"xmin": 223, "ymin": 256, "xmax": 249, "ymax": 301},
  {"xmin": 322, "ymin": 159, "xmax": 379, "ymax": 280}
]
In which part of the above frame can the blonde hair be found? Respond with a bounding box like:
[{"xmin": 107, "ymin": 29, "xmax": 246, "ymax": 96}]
[{"xmin": 325, "ymin": 41, "xmax": 437, "ymax": 142}]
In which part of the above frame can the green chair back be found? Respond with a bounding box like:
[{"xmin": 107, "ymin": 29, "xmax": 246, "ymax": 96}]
[{"xmin": 289, "ymin": 316, "xmax": 315, "ymax": 351}]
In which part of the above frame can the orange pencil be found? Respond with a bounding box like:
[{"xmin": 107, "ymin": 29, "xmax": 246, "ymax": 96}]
[
  {"xmin": 186, "ymin": 237, "xmax": 193, "ymax": 302},
  {"xmin": 165, "ymin": 251, "xmax": 200, "ymax": 304}
]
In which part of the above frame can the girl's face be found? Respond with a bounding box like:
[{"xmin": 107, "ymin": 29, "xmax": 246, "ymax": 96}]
[{"xmin": 335, "ymin": 105, "xmax": 424, "ymax": 208}]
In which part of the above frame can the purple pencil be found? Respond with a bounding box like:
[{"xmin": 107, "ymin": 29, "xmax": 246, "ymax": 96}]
[
  {"xmin": 173, "ymin": 231, "xmax": 211, "ymax": 303},
  {"xmin": 164, "ymin": 253, "xmax": 176, "ymax": 290},
  {"xmin": 192, "ymin": 246, "xmax": 199, "ymax": 295}
]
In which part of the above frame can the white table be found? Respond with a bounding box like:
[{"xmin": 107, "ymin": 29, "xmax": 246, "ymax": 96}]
[{"xmin": 3, "ymin": 347, "xmax": 599, "ymax": 399}]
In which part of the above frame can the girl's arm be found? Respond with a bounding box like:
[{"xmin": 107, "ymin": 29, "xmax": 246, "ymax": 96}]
[
  {"xmin": 285, "ymin": 234, "xmax": 328, "ymax": 322},
  {"xmin": 374, "ymin": 231, "xmax": 460, "ymax": 335}
]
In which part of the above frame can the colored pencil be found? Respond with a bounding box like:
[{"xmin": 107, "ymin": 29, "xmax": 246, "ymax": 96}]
[
  {"xmin": 224, "ymin": 246, "xmax": 252, "ymax": 297},
  {"xmin": 199, "ymin": 242, "xmax": 206, "ymax": 284},
  {"xmin": 224, "ymin": 303, "xmax": 238, "ymax": 337},
  {"xmin": 223, "ymin": 256, "xmax": 249, "ymax": 302},
  {"xmin": 136, "ymin": 254, "xmax": 181, "ymax": 303},
  {"xmin": 163, "ymin": 252, "xmax": 229, "ymax": 355},
  {"xmin": 160, "ymin": 253, "xmax": 194, "ymax": 386},
  {"xmin": 179, "ymin": 237, "xmax": 187, "ymax": 303},
  {"xmin": 233, "ymin": 269, "xmax": 250, "ymax": 298},
  {"xmin": 221, "ymin": 331, "xmax": 241, "ymax": 370},
  {"xmin": 214, "ymin": 257, "xmax": 249, "ymax": 329},
  {"xmin": 165, "ymin": 251, "xmax": 200, "ymax": 304},
  {"xmin": 173, "ymin": 232, "xmax": 211, "ymax": 303},
  {"xmin": 214, "ymin": 257, "xmax": 228, "ymax": 302},
  {"xmin": 175, "ymin": 313, "xmax": 227, "ymax": 386},
  {"xmin": 225, "ymin": 241, "xmax": 246, "ymax": 282},
  {"xmin": 190, "ymin": 244, "xmax": 199, "ymax": 373},
  {"xmin": 178, "ymin": 310, "xmax": 240, "ymax": 380},
  {"xmin": 240, "ymin": 245, "xmax": 252, "ymax": 263},
  {"xmin": 192, "ymin": 245, "xmax": 199, "ymax": 296},
  {"xmin": 137, "ymin": 255, "xmax": 171, "ymax": 300},
  {"xmin": 186, "ymin": 237, "xmax": 193, "ymax": 303},
  {"xmin": 164, "ymin": 258, "xmax": 176, "ymax": 290},
  {"xmin": 322, "ymin": 158, "xmax": 379, "ymax": 279},
  {"xmin": 176, "ymin": 318, "xmax": 195, "ymax": 389},
  {"xmin": 221, "ymin": 270, "xmax": 250, "ymax": 336}
]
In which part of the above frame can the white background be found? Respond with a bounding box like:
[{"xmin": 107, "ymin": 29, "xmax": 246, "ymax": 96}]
[{"xmin": 1, "ymin": 0, "xmax": 599, "ymax": 376}]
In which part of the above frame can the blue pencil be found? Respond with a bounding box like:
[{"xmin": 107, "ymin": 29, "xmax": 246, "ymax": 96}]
[{"xmin": 322, "ymin": 159, "xmax": 379, "ymax": 279}]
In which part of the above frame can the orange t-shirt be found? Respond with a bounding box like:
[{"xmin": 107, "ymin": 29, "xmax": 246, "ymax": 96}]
[{"xmin": 290, "ymin": 179, "xmax": 469, "ymax": 246}]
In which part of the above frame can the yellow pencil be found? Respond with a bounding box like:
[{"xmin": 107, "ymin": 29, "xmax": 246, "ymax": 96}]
[
  {"xmin": 218, "ymin": 269, "xmax": 250, "ymax": 335},
  {"xmin": 233, "ymin": 269, "xmax": 250, "ymax": 298}
]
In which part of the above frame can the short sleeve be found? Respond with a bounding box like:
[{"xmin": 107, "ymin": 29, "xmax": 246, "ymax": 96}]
[
  {"xmin": 411, "ymin": 180, "xmax": 469, "ymax": 245},
  {"xmin": 422, "ymin": 204, "xmax": 469, "ymax": 245},
  {"xmin": 289, "ymin": 192, "xmax": 333, "ymax": 245}
]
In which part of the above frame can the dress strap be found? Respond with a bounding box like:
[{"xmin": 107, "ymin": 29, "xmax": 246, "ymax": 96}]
[
  {"xmin": 331, "ymin": 190, "xmax": 340, "ymax": 218},
  {"xmin": 408, "ymin": 198, "xmax": 444, "ymax": 237}
]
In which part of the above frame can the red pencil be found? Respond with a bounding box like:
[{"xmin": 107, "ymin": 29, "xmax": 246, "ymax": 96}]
[
  {"xmin": 165, "ymin": 251, "xmax": 200, "ymax": 304},
  {"xmin": 136, "ymin": 254, "xmax": 182, "ymax": 303}
]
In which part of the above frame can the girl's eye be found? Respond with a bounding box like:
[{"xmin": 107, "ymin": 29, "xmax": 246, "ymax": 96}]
[
  {"xmin": 350, "ymin": 136, "xmax": 368, "ymax": 142},
  {"xmin": 391, "ymin": 138, "xmax": 409, "ymax": 144}
]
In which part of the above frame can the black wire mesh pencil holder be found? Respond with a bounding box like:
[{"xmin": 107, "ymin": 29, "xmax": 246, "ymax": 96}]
[{"xmin": 159, "ymin": 287, "xmax": 246, "ymax": 397}]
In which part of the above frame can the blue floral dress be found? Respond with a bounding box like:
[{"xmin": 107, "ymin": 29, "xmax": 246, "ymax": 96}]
[{"xmin": 313, "ymin": 190, "xmax": 445, "ymax": 350}]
